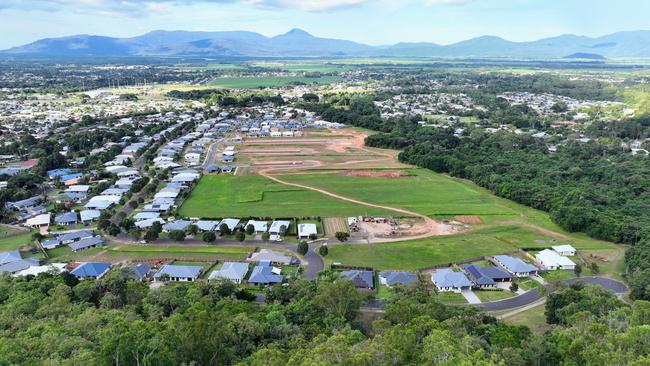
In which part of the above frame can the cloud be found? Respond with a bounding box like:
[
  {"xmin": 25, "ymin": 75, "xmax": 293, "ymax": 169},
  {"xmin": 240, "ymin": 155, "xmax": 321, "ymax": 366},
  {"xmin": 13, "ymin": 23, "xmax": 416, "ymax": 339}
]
[{"xmin": 0, "ymin": 0, "xmax": 475, "ymax": 15}]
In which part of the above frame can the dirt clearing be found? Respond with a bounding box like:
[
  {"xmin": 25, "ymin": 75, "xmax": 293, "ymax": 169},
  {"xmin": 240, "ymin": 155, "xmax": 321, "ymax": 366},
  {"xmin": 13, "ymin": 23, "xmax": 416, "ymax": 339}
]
[
  {"xmin": 455, "ymin": 215, "xmax": 482, "ymax": 224},
  {"xmin": 343, "ymin": 170, "xmax": 409, "ymax": 179}
]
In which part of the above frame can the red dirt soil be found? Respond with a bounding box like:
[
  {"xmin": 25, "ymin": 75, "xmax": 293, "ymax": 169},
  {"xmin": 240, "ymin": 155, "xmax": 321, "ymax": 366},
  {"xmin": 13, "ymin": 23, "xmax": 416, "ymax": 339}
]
[{"xmin": 343, "ymin": 170, "xmax": 408, "ymax": 179}]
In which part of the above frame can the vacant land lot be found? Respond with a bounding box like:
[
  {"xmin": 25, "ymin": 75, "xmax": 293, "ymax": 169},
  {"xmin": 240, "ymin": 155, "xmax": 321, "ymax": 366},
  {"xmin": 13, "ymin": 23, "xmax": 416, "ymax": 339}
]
[
  {"xmin": 323, "ymin": 218, "xmax": 348, "ymax": 236},
  {"xmin": 178, "ymin": 175, "xmax": 392, "ymax": 218},
  {"xmin": 209, "ymin": 76, "xmax": 341, "ymax": 89},
  {"xmin": 0, "ymin": 227, "xmax": 33, "ymax": 251}
]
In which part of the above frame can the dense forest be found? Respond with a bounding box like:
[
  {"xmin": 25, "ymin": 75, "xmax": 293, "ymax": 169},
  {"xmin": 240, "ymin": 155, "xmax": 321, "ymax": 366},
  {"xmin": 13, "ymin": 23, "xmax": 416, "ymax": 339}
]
[
  {"xmin": 0, "ymin": 270, "xmax": 649, "ymax": 365},
  {"xmin": 303, "ymin": 94, "xmax": 650, "ymax": 300}
]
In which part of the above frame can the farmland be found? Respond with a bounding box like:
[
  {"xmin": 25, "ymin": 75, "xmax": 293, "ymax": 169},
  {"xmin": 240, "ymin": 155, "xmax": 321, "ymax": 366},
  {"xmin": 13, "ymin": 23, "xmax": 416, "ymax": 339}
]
[{"xmin": 209, "ymin": 75, "xmax": 341, "ymax": 89}]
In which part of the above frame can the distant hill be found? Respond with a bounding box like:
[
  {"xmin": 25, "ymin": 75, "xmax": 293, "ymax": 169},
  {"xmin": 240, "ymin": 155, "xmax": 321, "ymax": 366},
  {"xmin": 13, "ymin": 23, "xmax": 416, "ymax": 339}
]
[
  {"xmin": 564, "ymin": 53, "xmax": 606, "ymax": 60},
  {"xmin": 2, "ymin": 29, "xmax": 650, "ymax": 59}
]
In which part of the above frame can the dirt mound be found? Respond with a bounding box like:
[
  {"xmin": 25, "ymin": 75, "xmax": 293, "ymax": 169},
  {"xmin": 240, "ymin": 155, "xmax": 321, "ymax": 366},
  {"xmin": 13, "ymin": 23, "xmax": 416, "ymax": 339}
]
[
  {"xmin": 455, "ymin": 215, "xmax": 482, "ymax": 224},
  {"xmin": 343, "ymin": 170, "xmax": 407, "ymax": 179}
]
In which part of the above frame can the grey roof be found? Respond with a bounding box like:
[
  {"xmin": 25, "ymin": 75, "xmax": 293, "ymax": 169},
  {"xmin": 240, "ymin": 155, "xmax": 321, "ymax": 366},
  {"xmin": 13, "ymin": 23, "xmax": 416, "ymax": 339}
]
[
  {"xmin": 80, "ymin": 210, "xmax": 101, "ymax": 222},
  {"xmin": 154, "ymin": 265, "xmax": 202, "ymax": 280},
  {"xmin": 0, "ymin": 259, "xmax": 39, "ymax": 274},
  {"xmin": 247, "ymin": 250, "xmax": 293, "ymax": 265},
  {"xmin": 71, "ymin": 262, "xmax": 111, "ymax": 278},
  {"xmin": 340, "ymin": 270, "xmax": 374, "ymax": 289},
  {"xmin": 162, "ymin": 220, "xmax": 192, "ymax": 232},
  {"xmin": 55, "ymin": 212, "xmax": 78, "ymax": 224},
  {"xmin": 494, "ymin": 255, "xmax": 538, "ymax": 274},
  {"xmin": 248, "ymin": 266, "xmax": 283, "ymax": 284},
  {"xmin": 431, "ymin": 268, "xmax": 472, "ymax": 289},
  {"xmin": 379, "ymin": 271, "xmax": 418, "ymax": 286},
  {"xmin": 57, "ymin": 230, "xmax": 94, "ymax": 242},
  {"xmin": 126, "ymin": 263, "xmax": 151, "ymax": 281},
  {"xmin": 209, "ymin": 262, "xmax": 249, "ymax": 282},
  {"xmin": 68, "ymin": 236, "xmax": 105, "ymax": 252},
  {"xmin": 0, "ymin": 250, "xmax": 22, "ymax": 265},
  {"xmin": 196, "ymin": 220, "xmax": 220, "ymax": 231}
]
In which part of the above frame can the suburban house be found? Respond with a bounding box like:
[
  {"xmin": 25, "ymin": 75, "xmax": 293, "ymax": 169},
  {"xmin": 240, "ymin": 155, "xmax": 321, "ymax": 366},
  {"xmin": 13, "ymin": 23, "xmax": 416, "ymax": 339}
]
[
  {"xmin": 297, "ymin": 223, "xmax": 318, "ymax": 239},
  {"xmin": 126, "ymin": 263, "xmax": 151, "ymax": 281},
  {"xmin": 57, "ymin": 230, "xmax": 94, "ymax": 244},
  {"xmin": 71, "ymin": 262, "xmax": 112, "ymax": 280},
  {"xmin": 535, "ymin": 249, "xmax": 576, "ymax": 271},
  {"xmin": 340, "ymin": 270, "xmax": 374, "ymax": 289},
  {"xmin": 133, "ymin": 211, "xmax": 160, "ymax": 221},
  {"xmin": 13, "ymin": 263, "xmax": 66, "ymax": 277},
  {"xmin": 196, "ymin": 220, "xmax": 220, "ymax": 232},
  {"xmin": 55, "ymin": 212, "xmax": 78, "ymax": 226},
  {"xmin": 0, "ymin": 258, "xmax": 40, "ymax": 275},
  {"xmin": 80, "ymin": 210, "xmax": 101, "ymax": 224},
  {"xmin": 493, "ymin": 255, "xmax": 538, "ymax": 277},
  {"xmin": 218, "ymin": 218, "xmax": 240, "ymax": 233},
  {"xmin": 0, "ymin": 250, "xmax": 22, "ymax": 265},
  {"xmin": 162, "ymin": 220, "xmax": 192, "ymax": 233},
  {"xmin": 462, "ymin": 264, "xmax": 512, "ymax": 289},
  {"xmin": 379, "ymin": 271, "xmax": 418, "ymax": 288},
  {"xmin": 247, "ymin": 249, "xmax": 294, "ymax": 265},
  {"xmin": 153, "ymin": 265, "xmax": 203, "ymax": 282},
  {"xmin": 68, "ymin": 236, "xmax": 105, "ymax": 252},
  {"xmin": 248, "ymin": 262, "xmax": 284, "ymax": 285},
  {"xmin": 85, "ymin": 195, "xmax": 121, "ymax": 210},
  {"xmin": 431, "ymin": 268, "xmax": 472, "ymax": 293},
  {"xmin": 269, "ymin": 220, "xmax": 291, "ymax": 236},
  {"xmin": 41, "ymin": 239, "xmax": 61, "ymax": 250},
  {"xmin": 208, "ymin": 262, "xmax": 249, "ymax": 283},
  {"xmin": 25, "ymin": 213, "xmax": 51, "ymax": 228},
  {"xmin": 552, "ymin": 244, "xmax": 577, "ymax": 256},
  {"xmin": 245, "ymin": 220, "xmax": 268, "ymax": 233}
]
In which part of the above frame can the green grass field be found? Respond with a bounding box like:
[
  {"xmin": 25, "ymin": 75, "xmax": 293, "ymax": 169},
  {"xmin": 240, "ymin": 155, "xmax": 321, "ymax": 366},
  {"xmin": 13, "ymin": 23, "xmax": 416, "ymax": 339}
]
[
  {"xmin": 0, "ymin": 228, "xmax": 34, "ymax": 251},
  {"xmin": 251, "ymin": 62, "xmax": 352, "ymax": 73},
  {"xmin": 209, "ymin": 75, "xmax": 341, "ymax": 89},
  {"xmin": 502, "ymin": 304, "xmax": 550, "ymax": 333},
  {"xmin": 178, "ymin": 175, "xmax": 392, "ymax": 218}
]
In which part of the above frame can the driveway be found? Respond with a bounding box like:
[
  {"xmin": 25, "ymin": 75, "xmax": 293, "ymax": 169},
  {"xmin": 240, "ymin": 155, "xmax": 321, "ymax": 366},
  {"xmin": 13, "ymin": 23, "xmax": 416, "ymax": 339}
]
[{"xmin": 461, "ymin": 290, "xmax": 482, "ymax": 304}]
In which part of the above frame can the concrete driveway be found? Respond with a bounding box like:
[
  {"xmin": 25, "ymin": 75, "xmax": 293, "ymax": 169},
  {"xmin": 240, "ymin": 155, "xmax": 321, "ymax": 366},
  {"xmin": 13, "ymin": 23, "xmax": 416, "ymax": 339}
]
[{"xmin": 461, "ymin": 289, "xmax": 482, "ymax": 304}]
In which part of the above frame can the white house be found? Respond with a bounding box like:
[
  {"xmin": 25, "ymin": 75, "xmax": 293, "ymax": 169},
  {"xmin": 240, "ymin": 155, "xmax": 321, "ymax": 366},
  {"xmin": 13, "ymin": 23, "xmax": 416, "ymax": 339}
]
[
  {"xmin": 25, "ymin": 213, "xmax": 51, "ymax": 228},
  {"xmin": 536, "ymin": 249, "xmax": 576, "ymax": 271},
  {"xmin": 245, "ymin": 220, "xmax": 268, "ymax": 233},
  {"xmin": 297, "ymin": 223, "xmax": 318, "ymax": 239},
  {"xmin": 552, "ymin": 244, "xmax": 576, "ymax": 257}
]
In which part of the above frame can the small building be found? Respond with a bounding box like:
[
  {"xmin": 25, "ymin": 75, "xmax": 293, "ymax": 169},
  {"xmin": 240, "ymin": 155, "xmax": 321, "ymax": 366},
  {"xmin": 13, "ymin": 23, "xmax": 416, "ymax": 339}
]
[
  {"xmin": 493, "ymin": 255, "xmax": 538, "ymax": 277},
  {"xmin": 0, "ymin": 258, "xmax": 40, "ymax": 275},
  {"xmin": 248, "ymin": 264, "xmax": 283, "ymax": 285},
  {"xmin": 68, "ymin": 236, "xmax": 105, "ymax": 252},
  {"xmin": 552, "ymin": 244, "xmax": 576, "ymax": 257},
  {"xmin": 209, "ymin": 262, "xmax": 249, "ymax": 283},
  {"xmin": 71, "ymin": 262, "xmax": 112, "ymax": 280},
  {"xmin": 379, "ymin": 271, "xmax": 418, "ymax": 288},
  {"xmin": 196, "ymin": 220, "xmax": 220, "ymax": 232},
  {"xmin": 431, "ymin": 268, "xmax": 472, "ymax": 293},
  {"xmin": 41, "ymin": 239, "xmax": 61, "ymax": 250},
  {"xmin": 217, "ymin": 218, "xmax": 240, "ymax": 233},
  {"xmin": 125, "ymin": 263, "xmax": 151, "ymax": 281},
  {"xmin": 297, "ymin": 223, "xmax": 318, "ymax": 239},
  {"xmin": 0, "ymin": 250, "xmax": 22, "ymax": 265},
  {"xmin": 340, "ymin": 270, "xmax": 374, "ymax": 289},
  {"xmin": 245, "ymin": 220, "xmax": 268, "ymax": 233},
  {"xmin": 536, "ymin": 249, "xmax": 576, "ymax": 271},
  {"xmin": 80, "ymin": 210, "xmax": 101, "ymax": 223},
  {"xmin": 55, "ymin": 212, "xmax": 78, "ymax": 226},
  {"xmin": 57, "ymin": 230, "xmax": 94, "ymax": 244},
  {"xmin": 269, "ymin": 220, "xmax": 291, "ymax": 236},
  {"xmin": 247, "ymin": 249, "xmax": 294, "ymax": 266},
  {"xmin": 153, "ymin": 265, "xmax": 202, "ymax": 282},
  {"xmin": 162, "ymin": 220, "xmax": 192, "ymax": 233},
  {"xmin": 462, "ymin": 264, "xmax": 512, "ymax": 289},
  {"xmin": 25, "ymin": 213, "xmax": 51, "ymax": 228}
]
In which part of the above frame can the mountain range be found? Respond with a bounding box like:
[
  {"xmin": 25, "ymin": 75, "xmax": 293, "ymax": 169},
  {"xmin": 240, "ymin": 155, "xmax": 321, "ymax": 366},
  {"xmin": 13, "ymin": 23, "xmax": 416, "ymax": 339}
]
[{"xmin": 3, "ymin": 28, "xmax": 650, "ymax": 59}]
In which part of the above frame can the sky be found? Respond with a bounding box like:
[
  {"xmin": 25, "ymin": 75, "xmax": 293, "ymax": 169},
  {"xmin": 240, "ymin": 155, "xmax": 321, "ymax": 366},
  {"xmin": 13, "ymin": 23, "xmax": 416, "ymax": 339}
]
[{"xmin": 0, "ymin": 0, "xmax": 649, "ymax": 49}]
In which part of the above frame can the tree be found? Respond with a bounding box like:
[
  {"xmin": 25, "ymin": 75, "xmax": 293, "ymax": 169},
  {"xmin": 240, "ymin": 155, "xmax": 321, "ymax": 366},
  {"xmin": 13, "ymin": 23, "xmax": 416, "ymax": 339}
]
[
  {"xmin": 510, "ymin": 282, "xmax": 519, "ymax": 293},
  {"xmin": 144, "ymin": 227, "xmax": 159, "ymax": 242},
  {"xmin": 128, "ymin": 200, "xmax": 138, "ymax": 209},
  {"xmin": 203, "ymin": 231, "xmax": 216, "ymax": 243},
  {"xmin": 219, "ymin": 223, "xmax": 231, "ymax": 236},
  {"xmin": 169, "ymin": 230, "xmax": 186, "ymax": 241},
  {"xmin": 314, "ymin": 280, "xmax": 363, "ymax": 321},
  {"xmin": 574, "ymin": 263, "xmax": 582, "ymax": 277},
  {"xmin": 319, "ymin": 245, "xmax": 328, "ymax": 256},
  {"xmin": 589, "ymin": 261, "xmax": 600, "ymax": 274},
  {"xmin": 335, "ymin": 232, "xmax": 350, "ymax": 242},
  {"xmin": 245, "ymin": 224, "xmax": 255, "ymax": 235},
  {"xmin": 236, "ymin": 232, "xmax": 246, "ymax": 242},
  {"xmin": 302, "ymin": 93, "xmax": 319, "ymax": 102},
  {"xmin": 129, "ymin": 229, "xmax": 141, "ymax": 241},
  {"xmin": 297, "ymin": 241, "xmax": 308, "ymax": 255},
  {"xmin": 308, "ymin": 233, "xmax": 318, "ymax": 241},
  {"xmin": 187, "ymin": 224, "xmax": 198, "ymax": 236},
  {"xmin": 261, "ymin": 232, "xmax": 270, "ymax": 242}
]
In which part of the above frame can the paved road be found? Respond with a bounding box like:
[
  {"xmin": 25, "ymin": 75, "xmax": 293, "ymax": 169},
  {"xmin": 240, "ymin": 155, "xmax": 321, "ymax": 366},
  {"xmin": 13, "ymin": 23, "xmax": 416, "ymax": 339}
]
[
  {"xmin": 364, "ymin": 276, "xmax": 628, "ymax": 312},
  {"xmin": 476, "ymin": 276, "xmax": 627, "ymax": 311}
]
